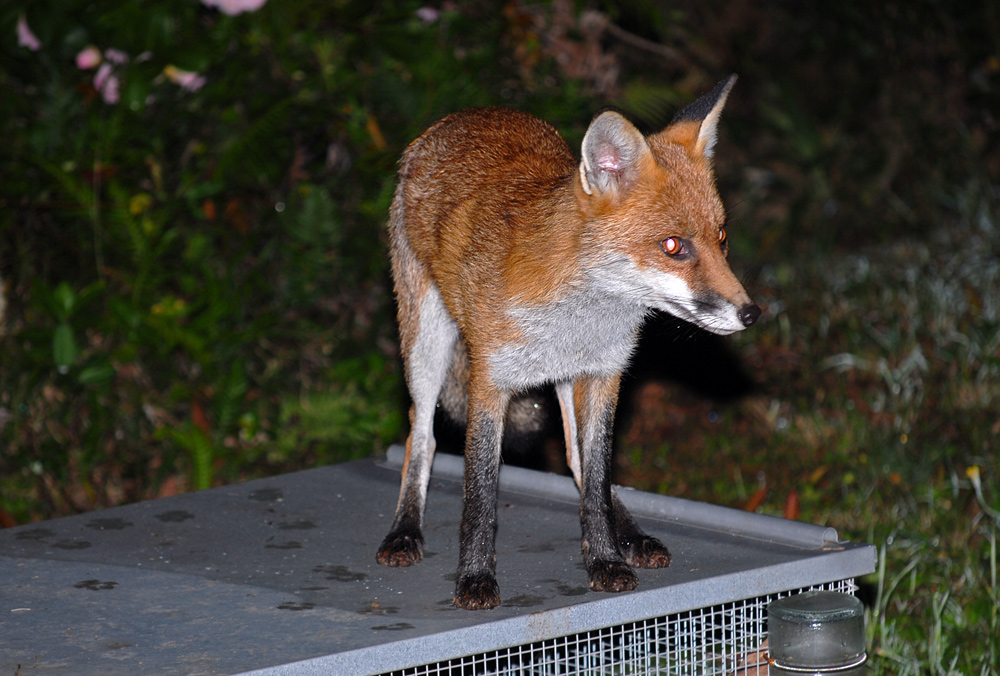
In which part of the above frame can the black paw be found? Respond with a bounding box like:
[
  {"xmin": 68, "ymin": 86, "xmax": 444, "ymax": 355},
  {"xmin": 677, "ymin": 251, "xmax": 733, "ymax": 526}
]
[
  {"xmin": 454, "ymin": 572, "xmax": 501, "ymax": 610},
  {"xmin": 621, "ymin": 534, "xmax": 671, "ymax": 569},
  {"xmin": 587, "ymin": 558, "xmax": 638, "ymax": 593},
  {"xmin": 376, "ymin": 529, "xmax": 423, "ymax": 567}
]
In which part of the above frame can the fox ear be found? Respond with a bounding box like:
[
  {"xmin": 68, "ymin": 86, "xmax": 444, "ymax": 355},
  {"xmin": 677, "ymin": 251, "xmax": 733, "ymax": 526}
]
[
  {"xmin": 657, "ymin": 74, "xmax": 737, "ymax": 160},
  {"xmin": 579, "ymin": 111, "xmax": 651, "ymax": 197}
]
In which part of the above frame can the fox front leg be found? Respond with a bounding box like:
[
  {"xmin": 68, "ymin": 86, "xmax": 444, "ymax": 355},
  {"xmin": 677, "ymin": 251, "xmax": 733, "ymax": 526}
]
[
  {"xmin": 611, "ymin": 490, "xmax": 671, "ymax": 569},
  {"xmin": 557, "ymin": 381, "xmax": 671, "ymax": 572},
  {"xmin": 453, "ymin": 388, "xmax": 509, "ymax": 610},
  {"xmin": 572, "ymin": 374, "xmax": 640, "ymax": 592}
]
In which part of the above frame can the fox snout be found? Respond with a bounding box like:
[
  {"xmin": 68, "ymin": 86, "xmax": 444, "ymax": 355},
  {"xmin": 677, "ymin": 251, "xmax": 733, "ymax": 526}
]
[
  {"xmin": 656, "ymin": 273, "xmax": 760, "ymax": 336},
  {"xmin": 704, "ymin": 298, "xmax": 760, "ymax": 335},
  {"xmin": 739, "ymin": 303, "xmax": 761, "ymax": 327}
]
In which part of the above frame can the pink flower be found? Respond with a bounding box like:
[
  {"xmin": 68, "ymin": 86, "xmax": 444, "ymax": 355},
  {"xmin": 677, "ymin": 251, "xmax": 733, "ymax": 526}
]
[
  {"xmin": 104, "ymin": 48, "xmax": 129, "ymax": 65},
  {"xmin": 17, "ymin": 15, "xmax": 41, "ymax": 51},
  {"xmin": 415, "ymin": 7, "xmax": 441, "ymax": 24},
  {"xmin": 94, "ymin": 62, "xmax": 120, "ymax": 104},
  {"xmin": 200, "ymin": 0, "xmax": 268, "ymax": 16},
  {"xmin": 163, "ymin": 65, "xmax": 207, "ymax": 92},
  {"xmin": 76, "ymin": 46, "xmax": 102, "ymax": 70},
  {"xmin": 78, "ymin": 48, "xmax": 129, "ymax": 104}
]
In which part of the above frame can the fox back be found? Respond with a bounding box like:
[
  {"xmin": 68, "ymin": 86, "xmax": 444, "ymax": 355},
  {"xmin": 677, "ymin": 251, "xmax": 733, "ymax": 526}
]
[{"xmin": 379, "ymin": 76, "xmax": 760, "ymax": 610}]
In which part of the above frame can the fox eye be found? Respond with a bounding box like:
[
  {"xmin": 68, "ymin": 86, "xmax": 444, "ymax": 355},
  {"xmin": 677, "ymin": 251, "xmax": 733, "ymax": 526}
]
[
  {"xmin": 660, "ymin": 237, "xmax": 687, "ymax": 257},
  {"xmin": 719, "ymin": 228, "xmax": 727, "ymax": 244}
]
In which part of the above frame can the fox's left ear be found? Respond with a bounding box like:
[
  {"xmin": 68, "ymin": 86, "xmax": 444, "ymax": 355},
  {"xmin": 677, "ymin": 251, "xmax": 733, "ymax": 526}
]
[
  {"xmin": 579, "ymin": 111, "xmax": 651, "ymax": 198},
  {"xmin": 654, "ymin": 74, "xmax": 737, "ymax": 161}
]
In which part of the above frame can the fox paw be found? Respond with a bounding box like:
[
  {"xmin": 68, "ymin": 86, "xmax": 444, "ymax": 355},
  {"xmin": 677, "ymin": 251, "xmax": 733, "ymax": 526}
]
[
  {"xmin": 376, "ymin": 529, "xmax": 423, "ymax": 567},
  {"xmin": 587, "ymin": 559, "xmax": 639, "ymax": 593},
  {"xmin": 621, "ymin": 535, "xmax": 671, "ymax": 569},
  {"xmin": 454, "ymin": 572, "xmax": 501, "ymax": 610}
]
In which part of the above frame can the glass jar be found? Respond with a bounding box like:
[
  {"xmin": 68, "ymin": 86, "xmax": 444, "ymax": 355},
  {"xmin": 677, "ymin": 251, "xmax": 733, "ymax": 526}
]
[{"xmin": 767, "ymin": 590, "xmax": 867, "ymax": 675}]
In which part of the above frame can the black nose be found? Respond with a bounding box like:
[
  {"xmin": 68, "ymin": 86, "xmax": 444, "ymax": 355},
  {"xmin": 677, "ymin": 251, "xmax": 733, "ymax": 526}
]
[{"xmin": 738, "ymin": 303, "xmax": 761, "ymax": 327}]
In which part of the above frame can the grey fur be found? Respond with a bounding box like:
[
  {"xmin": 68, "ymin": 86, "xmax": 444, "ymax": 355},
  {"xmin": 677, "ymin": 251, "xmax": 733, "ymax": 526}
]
[
  {"xmin": 490, "ymin": 279, "xmax": 646, "ymax": 392},
  {"xmin": 438, "ymin": 341, "xmax": 548, "ymax": 438}
]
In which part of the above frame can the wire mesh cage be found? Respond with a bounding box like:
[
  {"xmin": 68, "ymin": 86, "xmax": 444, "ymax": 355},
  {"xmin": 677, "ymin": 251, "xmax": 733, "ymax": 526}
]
[{"xmin": 383, "ymin": 579, "xmax": 857, "ymax": 676}]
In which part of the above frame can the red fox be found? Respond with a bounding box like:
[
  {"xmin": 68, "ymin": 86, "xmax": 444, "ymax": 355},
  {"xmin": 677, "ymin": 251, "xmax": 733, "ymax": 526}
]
[{"xmin": 377, "ymin": 75, "xmax": 760, "ymax": 610}]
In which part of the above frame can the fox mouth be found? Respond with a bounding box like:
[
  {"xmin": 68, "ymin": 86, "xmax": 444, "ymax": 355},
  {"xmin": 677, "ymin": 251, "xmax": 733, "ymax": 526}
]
[{"xmin": 659, "ymin": 295, "xmax": 760, "ymax": 335}]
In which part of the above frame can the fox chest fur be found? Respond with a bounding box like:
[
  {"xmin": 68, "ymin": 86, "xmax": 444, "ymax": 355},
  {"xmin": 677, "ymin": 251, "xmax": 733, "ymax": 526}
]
[{"xmin": 489, "ymin": 280, "xmax": 646, "ymax": 391}]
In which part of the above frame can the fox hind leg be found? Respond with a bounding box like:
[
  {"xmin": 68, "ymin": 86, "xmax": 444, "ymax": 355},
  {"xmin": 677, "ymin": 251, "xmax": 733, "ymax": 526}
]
[{"xmin": 377, "ymin": 281, "xmax": 459, "ymax": 567}]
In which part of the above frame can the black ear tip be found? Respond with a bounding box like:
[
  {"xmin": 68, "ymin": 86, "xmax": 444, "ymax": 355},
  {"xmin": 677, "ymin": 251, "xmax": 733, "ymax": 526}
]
[
  {"xmin": 671, "ymin": 75, "xmax": 738, "ymax": 124},
  {"xmin": 713, "ymin": 74, "xmax": 738, "ymax": 99}
]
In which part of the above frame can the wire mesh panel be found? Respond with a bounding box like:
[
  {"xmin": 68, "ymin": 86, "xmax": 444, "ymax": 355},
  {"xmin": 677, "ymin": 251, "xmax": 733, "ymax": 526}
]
[{"xmin": 382, "ymin": 578, "xmax": 857, "ymax": 676}]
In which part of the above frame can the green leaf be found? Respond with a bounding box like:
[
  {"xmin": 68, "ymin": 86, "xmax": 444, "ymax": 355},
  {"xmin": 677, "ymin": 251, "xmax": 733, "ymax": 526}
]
[
  {"xmin": 52, "ymin": 282, "xmax": 76, "ymax": 320},
  {"xmin": 159, "ymin": 424, "xmax": 215, "ymax": 491},
  {"xmin": 78, "ymin": 362, "xmax": 116, "ymax": 385},
  {"xmin": 52, "ymin": 322, "xmax": 78, "ymax": 369}
]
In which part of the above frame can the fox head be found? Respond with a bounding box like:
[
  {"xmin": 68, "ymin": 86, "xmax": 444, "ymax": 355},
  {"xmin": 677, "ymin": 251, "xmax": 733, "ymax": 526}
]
[{"xmin": 577, "ymin": 75, "xmax": 760, "ymax": 335}]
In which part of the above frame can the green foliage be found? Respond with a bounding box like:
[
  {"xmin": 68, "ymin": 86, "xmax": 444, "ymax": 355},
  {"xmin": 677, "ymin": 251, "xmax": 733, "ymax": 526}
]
[
  {"xmin": 0, "ymin": 0, "xmax": 609, "ymax": 517},
  {"xmin": 272, "ymin": 355, "xmax": 404, "ymax": 467}
]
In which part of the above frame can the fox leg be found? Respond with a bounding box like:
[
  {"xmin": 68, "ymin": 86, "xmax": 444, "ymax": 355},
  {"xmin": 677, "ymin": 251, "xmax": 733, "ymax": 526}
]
[
  {"xmin": 377, "ymin": 283, "xmax": 458, "ymax": 567},
  {"xmin": 556, "ymin": 380, "xmax": 583, "ymax": 484},
  {"xmin": 572, "ymin": 374, "xmax": 636, "ymax": 592},
  {"xmin": 610, "ymin": 490, "xmax": 671, "ymax": 569},
  {"xmin": 557, "ymin": 377, "xmax": 670, "ymax": 587},
  {"xmin": 453, "ymin": 376, "xmax": 510, "ymax": 610}
]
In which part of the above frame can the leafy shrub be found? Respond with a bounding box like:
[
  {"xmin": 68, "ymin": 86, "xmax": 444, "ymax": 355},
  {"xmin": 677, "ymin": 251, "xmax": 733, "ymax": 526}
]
[{"xmin": 0, "ymin": 0, "xmax": 638, "ymax": 518}]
